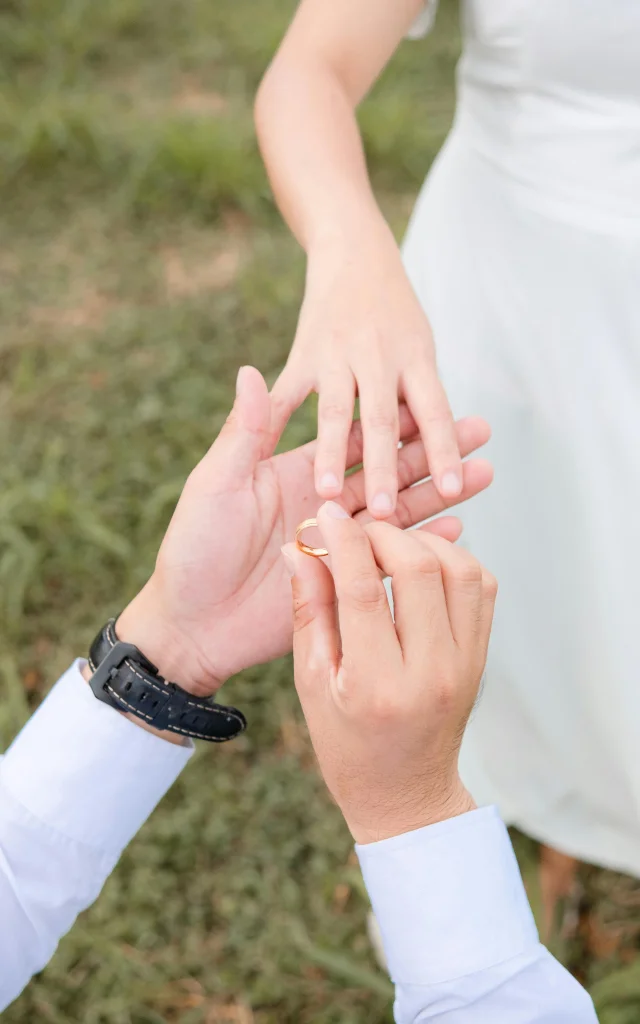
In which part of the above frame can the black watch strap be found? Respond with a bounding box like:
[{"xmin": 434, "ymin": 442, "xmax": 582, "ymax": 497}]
[{"xmin": 88, "ymin": 619, "xmax": 246, "ymax": 743}]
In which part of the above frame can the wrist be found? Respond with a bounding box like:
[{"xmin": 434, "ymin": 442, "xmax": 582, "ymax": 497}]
[
  {"xmin": 305, "ymin": 203, "xmax": 394, "ymax": 262},
  {"xmin": 347, "ymin": 781, "xmax": 476, "ymax": 846},
  {"xmin": 80, "ymin": 660, "xmax": 188, "ymax": 747},
  {"xmin": 116, "ymin": 582, "xmax": 219, "ymax": 697}
]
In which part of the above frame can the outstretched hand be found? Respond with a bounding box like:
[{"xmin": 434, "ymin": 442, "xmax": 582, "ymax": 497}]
[
  {"xmin": 118, "ymin": 366, "xmax": 493, "ymax": 695},
  {"xmin": 270, "ymin": 228, "xmax": 463, "ymax": 516}
]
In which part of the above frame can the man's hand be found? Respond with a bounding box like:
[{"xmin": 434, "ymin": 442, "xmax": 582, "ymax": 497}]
[
  {"xmin": 117, "ymin": 366, "xmax": 493, "ymax": 696},
  {"xmin": 285, "ymin": 502, "xmax": 497, "ymax": 843}
]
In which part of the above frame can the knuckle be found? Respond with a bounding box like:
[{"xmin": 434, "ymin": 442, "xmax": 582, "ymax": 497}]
[
  {"xmin": 292, "ymin": 591, "xmax": 315, "ymax": 633},
  {"xmin": 317, "ymin": 450, "xmax": 343, "ymax": 468},
  {"xmin": 455, "ymin": 564, "xmax": 483, "ymax": 586},
  {"xmin": 368, "ymin": 692, "xmax": 404, "ymax": 724},
  {"xmin": 451, "ymin": 551, "xmax": 483, "ymax": 585},
  {"xmin": 423, "ymin": 409, "xmax": 455, "ymax": 432},
  {"xmin": 395, "ymin": 552, "xmax": 440, "ymax": 582},
  {"xmin": 342, "ymin": 572, "xmax": 387, "ymax": 613},
  {"xmin": 413, "ymin": 549, "xmax": 441, "ymax": 576},
  {"xmin": 418, "ymin": 392, "xmax": 455, "ymax": 430},
  {"xmin": 364, "ymin": 406, "xmax": 399, "ymax": 434},
  {"xmin": 482, "ymin": 571, "xmax": 499, "ymax": 600},
  {"xmin": 320, "ymin": 400, "xmax": 351, "ymax": 424}
]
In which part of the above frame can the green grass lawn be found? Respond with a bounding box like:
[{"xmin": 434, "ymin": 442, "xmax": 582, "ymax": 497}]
[{"xmin": 1, "ymin": 1, "xmax": 639, "ymax": 1021}]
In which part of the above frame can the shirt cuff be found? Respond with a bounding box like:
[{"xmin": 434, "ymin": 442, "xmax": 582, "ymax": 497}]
[
  {"xmin": 356, "ymin": 806, "xmax": 539, "ymax": 985},
  {"xmin": 0, "ymin": 660, "xmax": 193, "ymax": 859}
]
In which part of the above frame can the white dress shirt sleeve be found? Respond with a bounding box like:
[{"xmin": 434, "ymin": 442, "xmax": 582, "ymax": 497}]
[
  {"xmin": 0, "ymin": 660, "xmax": 193, "ymax": 1012},
  {"xmin": 357, "ymin": 806, "xmax": 598, "ymax": 1022}
]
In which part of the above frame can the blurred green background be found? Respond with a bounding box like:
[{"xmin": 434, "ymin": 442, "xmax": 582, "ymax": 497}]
[{"xmin": 1, "ymin": 1, "xmax": 639, "ymax": 1021}]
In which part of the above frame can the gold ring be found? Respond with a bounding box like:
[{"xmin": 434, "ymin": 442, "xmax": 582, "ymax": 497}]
[{"xmin": 295, "ymin": 518, "xmax": 328, "ymax": 558}]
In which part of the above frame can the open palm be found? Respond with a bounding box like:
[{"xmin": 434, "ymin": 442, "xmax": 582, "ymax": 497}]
[{"xmin": 122, "ymin": 367, "xmax": 493, "ymax": 695}]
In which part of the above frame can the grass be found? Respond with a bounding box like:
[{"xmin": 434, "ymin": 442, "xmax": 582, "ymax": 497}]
[{"xmin": 1, "ymin": 0, "xmax": 639, "ymax": 1020}]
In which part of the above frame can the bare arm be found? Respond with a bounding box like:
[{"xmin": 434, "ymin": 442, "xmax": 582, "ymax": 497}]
[
  {"xmin": 255, "ymin": 0, "xmax": 422, "ymax": 249},
  {"xmin": 255, "ymin": 1, "xmax": 464, "ymax": 514}
]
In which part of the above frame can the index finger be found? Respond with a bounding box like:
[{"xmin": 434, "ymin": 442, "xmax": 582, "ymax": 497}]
[
  {"xmin": 316, "ymin": 502, "xmax": 401, "ymax": 672},
  {"xmin": 364, "ymin": 521, "xmax": 452, "ymax": 664},
  {"xmin": 269, "ymin": 361, "xmax": 314, "ymax": 453}
]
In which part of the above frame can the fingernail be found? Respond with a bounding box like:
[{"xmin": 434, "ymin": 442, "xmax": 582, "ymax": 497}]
[
  {"xmin": 281, "ymin": 546, "xmax": 296, "ymax": 577},
  {"xmin": 371, "ymin": 492, "xmax": 393, "ymax": 514},
  {"xmin": 319, "ymin": 472, "xmax": 340, "ymax": 493},
  {"xmin": 440, "ymin": 472, "xmax": 462, "ymax": 497},
  {"xmin": 322, "ymin": 500, "xmax": 350, "ymax": 520},
  {"xmin": 236, "ymin": 365, "xmax": 250, "ymax": 397}
]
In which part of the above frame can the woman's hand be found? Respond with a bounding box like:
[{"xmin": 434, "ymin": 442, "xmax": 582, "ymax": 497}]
[
  {"xmin": 118, "ymin": 366, "xmax": 492, "ymax": 696},
  {"xmin": 285, "ymin": 504, "xmax": 498, "ymax": 844},
  {"xmin": 270, "ymin": 222, "xmax": 462, "ymax": 518},
  {"xmin": 256, "ymin": 0, "xmax": 453, "ymax": 517}
]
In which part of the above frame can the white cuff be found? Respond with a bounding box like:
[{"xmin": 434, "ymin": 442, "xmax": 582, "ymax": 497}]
[
  {"xmin": 0, "ymin": 661, "xmax": 193, "ymax": 858},
  {"xmin": 356, "ymin": 806, "xmax": 538, "ymax": 985}
]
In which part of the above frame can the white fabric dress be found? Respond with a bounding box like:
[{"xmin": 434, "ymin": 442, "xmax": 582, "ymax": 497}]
[{"xmin": 404, "ymin": 1, "xmax": 640, "ymax": 875}]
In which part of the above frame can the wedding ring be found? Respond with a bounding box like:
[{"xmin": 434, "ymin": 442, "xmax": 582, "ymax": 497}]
[{"xmin": 295, "ymin": 518, "xmax": 328, "ymax": 558}]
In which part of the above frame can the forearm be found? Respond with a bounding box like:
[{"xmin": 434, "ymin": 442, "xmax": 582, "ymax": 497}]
[
  {"xmin": 0, "ymin": 662, "xmax": 191, "ymax": 1009},
  {"xmin": 255, "ymin": 0, "xmax": 423, "ymax": 254},
  {"xmin": 255, "ymin": 55, "xmax": 387, "ymax": 253}
]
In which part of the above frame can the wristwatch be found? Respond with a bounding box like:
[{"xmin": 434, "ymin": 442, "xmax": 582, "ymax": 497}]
[{"xmin": 88, "ymin": 619, "xmax": 246, "ymax": 742}]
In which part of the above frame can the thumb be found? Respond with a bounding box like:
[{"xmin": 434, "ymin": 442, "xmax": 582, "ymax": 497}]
[
  {"xmin": 208, "ymin": 365, "xmax": 271, "ymax": 486},
  {"xmin": 282, "ymin": 543, "xmax": 339, "ymax": 697}
]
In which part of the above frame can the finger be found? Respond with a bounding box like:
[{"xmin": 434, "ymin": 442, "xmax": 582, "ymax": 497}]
[
  {"xmin": 358, "ymin": 377, "xmax": 400, "ymax": 519},
  {"xmin": 269, "ymin": 362, "xmax": 313, "ymax": 451},
  {"xmin": 343, "ymin": 416, "xmax": 491, "ymax": 516},
  {"xmin": 364, "ymin": 522, "xmax": 451, "ymax": 662},
  {"xmin": 203, "ymin": 365, "xmax": 271, "ymax": 488},
  {"xmin": 284, "ymin": 543, "xmax": 340, "ymax": 701},
  {"xmin": 341, "ymin": 403, "xmax": 418, "ymax": 471},
  {"xmin": 396, "ymin": 417, "xmax": 490, "ymax": 493},
  {"xmin": 402, "ymin": 367, "xmax": 463, "ymax": 500},
  {"xmin": 422, "ymin": 516, "xmax": 463, "ymax": 543},
  {"xmin": 389, "ymin": 458, "xmax": 493, "ymax": 530},
  {"xmin": 480, "ymin": 566, "xmax": 499, "ymax": 652},
  {"xmin": 300, "ymin": 403, "xmax": 419, "ymax": 476},
  {"xmin": 316, "ymin": 502, "xmax": 400, "ymax": 671},
  {"xmin": 400, "ymin": 530, "xmax": 486, "ymax": 649},
  {"xmin": 315, "ymin": 370, "xmax": 356, "ymax": 498},
  {"xmin": 353, "ymin": 458, "xmax": 493, "ymax": 529}
]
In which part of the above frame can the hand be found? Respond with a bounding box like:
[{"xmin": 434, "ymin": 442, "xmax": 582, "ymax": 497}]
[
  {"xmin": 270, "ymin": 222, "xmax": 461, "ymax": 518},
  {"xmin": 284, "ymin": 502, "xmax": 498, "ymax": 844},
  {"xmin": 118, "ymin": 366, "xmax": 493, "ymax": 697}
]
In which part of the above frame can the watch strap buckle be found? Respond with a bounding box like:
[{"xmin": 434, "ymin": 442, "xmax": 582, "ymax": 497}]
[{"xmin": 88, "ymin": 620, "xmax": 247, "ymax": 742}]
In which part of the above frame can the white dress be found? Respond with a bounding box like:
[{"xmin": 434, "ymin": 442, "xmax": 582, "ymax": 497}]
[{"xmin": 404, "ymin": 1, "xmax": 640, "ymax": 875}]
